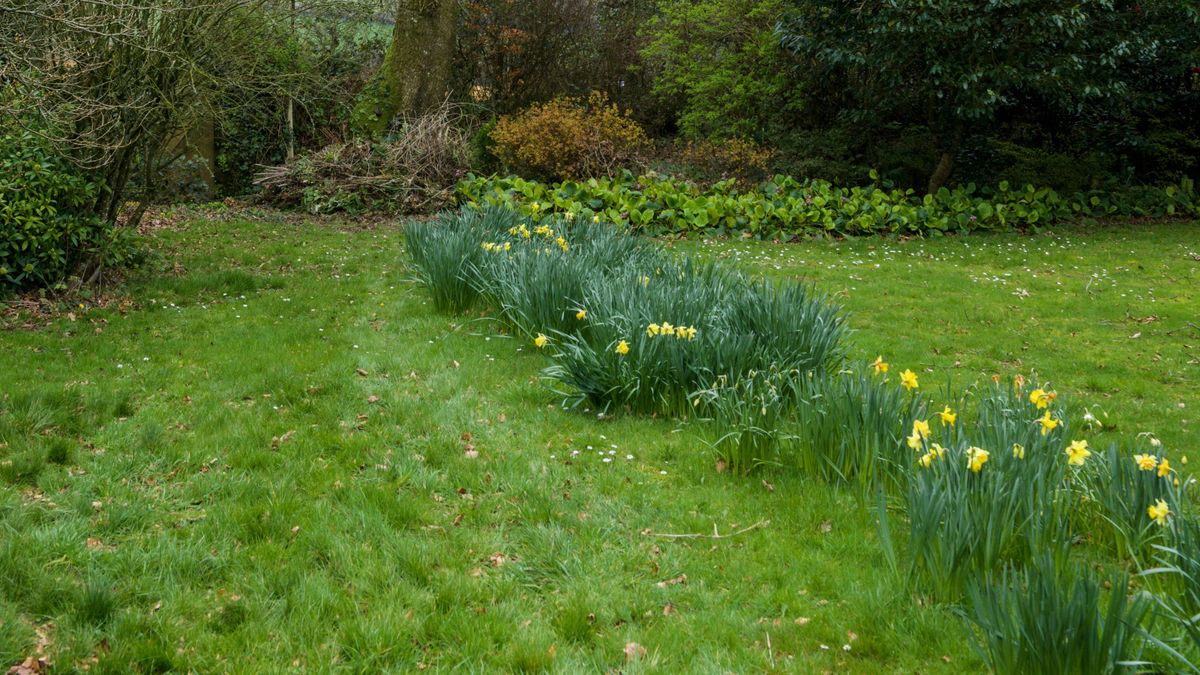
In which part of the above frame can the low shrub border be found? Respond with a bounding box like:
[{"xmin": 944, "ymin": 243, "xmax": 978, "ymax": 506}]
[{"xmin": 457, "ymin": 172, "xmax": 1199, "ymax": 238}]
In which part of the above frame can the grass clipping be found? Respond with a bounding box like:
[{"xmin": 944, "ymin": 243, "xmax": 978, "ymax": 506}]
[{"xmin": 254, "ymin": 103, "xmax": 471, "ymax": 214}]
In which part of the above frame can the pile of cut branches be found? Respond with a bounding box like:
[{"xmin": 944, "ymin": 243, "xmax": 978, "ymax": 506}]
[{"xmin": 255, "ymin": 103, "xmax": 472, "ymax": 214}]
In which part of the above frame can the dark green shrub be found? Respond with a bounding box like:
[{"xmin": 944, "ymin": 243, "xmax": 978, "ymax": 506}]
[{"xmin": 0, "ymin": 132, "xmax": 122, "ymax": 292}]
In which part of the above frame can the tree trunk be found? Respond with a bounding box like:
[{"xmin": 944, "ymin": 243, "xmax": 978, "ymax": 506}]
[
  {"xmin": 926, "ymin": 151, "xmax": 954, "ymax": 195},
  {"xmin": 351, "ymin": 0, "xmax": 457, "ymax": 136}
]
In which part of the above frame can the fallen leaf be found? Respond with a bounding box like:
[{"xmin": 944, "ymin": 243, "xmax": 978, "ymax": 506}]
[
  {"xmin": 271, "ymin": 430, "xmax": 296, "ymax": 449},
  {"xmin": 489, "ymin": 552, "xmax": 506, "ymax": 567},
  {"xmin": 715, "ymin": 458, "xmax": 728, "ymax": 473},
  {"xmin": 662, "ymin": 602, "xmax": 675, "ymax": 616},
  {"xmin": 795, "ymin": 617, "xmax": 811, "ymax": 625},
  {"xmin": 355, "ymin": 368, "xmax": 369, "ymax": 377},
  {"xmin": 818, "ymin": 520, "xmax": 833, "ymax": 534},
  {"xmin": 656, "ymin": 574, "xmax": 687, "ymax": 588},
  {"xmin": 761, "ymin": 479, "xmax": 775, "ymax": 493},
  {"xmin": 623, "ymin": 642, "xmax": 647, "ymax": 662},
  {"xmin": 367, "ymin": 395, "xmax": 380, "ymax": 404}
]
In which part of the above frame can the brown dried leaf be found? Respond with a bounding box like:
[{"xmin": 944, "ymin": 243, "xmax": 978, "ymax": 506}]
[
  {"xmin": 271, "ymin": 430, "xmax": 295, "ymax": 449},
  {"xmin": 623, "ymin": 642, "xmax": 647, "ymax": 662},
  {"xmin": 656, "ymin": 574, "xmax": 687, "ymax": 588},
  {"xmin": 355, "ymin": 368, "xmax": 369, "ymax": 377}
]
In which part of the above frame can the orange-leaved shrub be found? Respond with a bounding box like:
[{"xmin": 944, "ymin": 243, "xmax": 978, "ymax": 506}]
[{"xmin": 490, "ymin": 92, "xmax": 648, "ymax": 181}]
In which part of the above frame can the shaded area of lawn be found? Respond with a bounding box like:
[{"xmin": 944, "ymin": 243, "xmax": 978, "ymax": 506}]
[{"xmin": 1, "ymin": 215, "xmax": 1195, "ymax": 672}]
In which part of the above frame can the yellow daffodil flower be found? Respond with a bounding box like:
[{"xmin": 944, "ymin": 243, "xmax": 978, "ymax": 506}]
[
  {"xmin": 967, "ymin": 447, "xmax": 990, "ymax": 473},
  {"xmin": 640, "ymin": 275, "xmax": 650, "ymax": 287},
  {"xmin": 1134, "ymin": 454, "xmax": 1158, "ymax": 471},
  {"xmin": 907, "ymin": 432, "xmax": 924, "ymax": 450},
  {"xmin": 939, "ymin": 406, "xmax": 956, "ymax": 426},
  {"xmin": 1158, "ymin": 458, "xmax": 1171, "ymax": 478},
  {"xmin": 556, "ymin": 236, "xmax": 569, "ymax": 252},
  {"xmin": 660, "ymin": 322, "xmax": 674, "ymax": 335},
  {"xmin": 646, "ymin": 323, "xmax": 660, "ymax": 337},
  {"xmin": 534, "ymin": 334, "xmax": 549, "ymax": 349},
  {"xmin": 912, "ymin": 419, "xmax": 931, "ymax": 439},
  {"xmin": 615, "ymin": 340, "xmax": 630, "ymax": 355},
  {"xmin": 1013, "ymin": 443, "xmax": 1025, "ymax": 459},
  {"xmin": 1032, "ymin": 388, "xmax": 1057, "ymax": 409},
  {"xmin": 918, "ymin": 452, "xmax": 936, "ymax": 468},
  {"xmin": 576, "ymin": 309, "xmax": 587, "ymax": 321},
  {"xmin": 1065, "ymin": 439, "xmax": 1091, "ymax": 466},
  {"xmin": 503, "ymin": 242, "xmax": 511, "ymax": 252},
  {"xmin": 685, "ymin": 326, "xmax": 697, "ymax": 341},
  {"xmin": 593, "ymin": 215, "xmax": 600, "ymax": 223},
  {"xmin": 872, "ymin": 356, "xmax": 888, "ymax": 375},
  {"xmin": 1149, "ymin": 499, "xmax": 1171, "ymax": 526},
  {"xmin": 900, "ymin": 369, "xmax": 919, "ymax": 391},
  {"xmin": 1040, "ymin": 411, "xmax": 1059, "ymax": 436}
]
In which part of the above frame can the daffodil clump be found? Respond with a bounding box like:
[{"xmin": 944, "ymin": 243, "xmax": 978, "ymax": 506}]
[{"xmin": 645, "ymin": 322, "xmax": 698, "ymax": 341}]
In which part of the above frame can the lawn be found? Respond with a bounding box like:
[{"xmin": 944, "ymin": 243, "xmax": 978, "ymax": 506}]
[{"xmin": 1, "ymin": 211, "xmax": 1197, "ymax": 673}]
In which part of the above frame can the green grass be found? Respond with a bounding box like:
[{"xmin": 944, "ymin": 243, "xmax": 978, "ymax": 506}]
[{"xmin": 0, "ymin": 214, "xmax": 1196, "ymax": 672}]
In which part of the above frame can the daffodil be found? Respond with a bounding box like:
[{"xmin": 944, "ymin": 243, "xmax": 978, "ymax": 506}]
[
  {"xmin": 912, "ymin": 419, "xmax": 931, "ymax": 440},
  {"xmin": 872, "ymin": 356, "xmax": 888, "ymax": 375},
  {"xmin": 967, "ymin": 447, "xmax": 990, "ymax": 473},
  {"xmin": 503, "ymin": 242, "xmax": 511, "ymax": 252},
  {"xmin": 1040, "ymin": 411, "xmax": 1059, "ymax": 436},
  {"xmin": 685, "ymin": 326, "xmax": 697, "ymax": 341},
  {"xmin": 593, "ymin": 214, "xmax": 600, "ymax": 224},
  {"xmin": 646, "ymin": 323, "xmax": 660, "ymax": 337},
  {"xmin": 900, "ymin": 369, "xmax": 919, "ymax": 391},
  {"xmin": 1158, "ymin": 458, "xmax": 1171, "ymax": 478},
  {"xmin": 1148, "ymin": 499, "xmax": 1171, "ymax": 526},
  {"xmin": 1134, "ymin": 454, "xmax": 1158, "ymax": 471},
  {"xmin": 1066, "ymin": 439, "xmax": 1091, "ymax": 466},
  {"xmin": 1013, "ymin": 374, "xmax": 1025, "ymax": 390},
  {"xmin": 556, "ymin": 236, "xmax": 569, "ymax": 252},
  {"xmin": 660, "ymin": 322, "xmax": 674, "ymax": 335},
  {"xmin": 938, "ymin": 406, "xmax": 956, "ymax": 426},
  {"xmin": 907, "ymin": 432, "xmax": 924, "ymax": 450},
  {"xmin": 1030, "ymin": 388, "xmax": 1057, "ymax": 409},
  {"xmin": 534, "ymin": 334, "xmax": 549, "ymax": 349},
  {"xmin": 576, "ymin": 309, "xmax": 587, "ymax": 321},
  {"xmin": 918, "ymin": 451, "xmax": 936, "ymax": 468},
  {"xmin": 639, "ymin": 275, "xmax": 650, "ymax": 287},
  {"xmin": 1012, "ymin": 443, "xmax": 1025, "ymax": 459},
  {"xmin": 615, "ymin": 340, "xmax": 630, "ymax": 355}
]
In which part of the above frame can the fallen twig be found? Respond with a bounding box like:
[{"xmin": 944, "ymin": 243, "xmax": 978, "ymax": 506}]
[{"xmin": 643, "ymin": 519, "xmax": 769, "ymax": 540}]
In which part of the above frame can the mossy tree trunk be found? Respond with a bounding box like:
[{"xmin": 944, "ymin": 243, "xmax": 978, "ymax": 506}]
[{"xmin": 351, "ymin": 0, "xmax": 458, "ymax": 137}]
